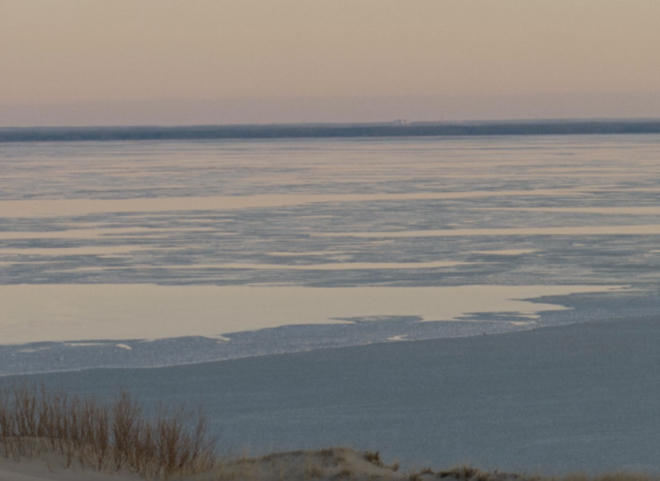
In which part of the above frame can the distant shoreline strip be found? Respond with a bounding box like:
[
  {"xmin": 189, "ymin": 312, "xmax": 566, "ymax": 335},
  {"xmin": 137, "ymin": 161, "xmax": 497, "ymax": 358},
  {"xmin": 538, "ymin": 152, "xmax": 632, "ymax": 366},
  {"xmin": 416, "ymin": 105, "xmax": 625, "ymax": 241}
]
[{"xmin": 3, "ymin": 120, "xmax": 660, "ymax": 142}]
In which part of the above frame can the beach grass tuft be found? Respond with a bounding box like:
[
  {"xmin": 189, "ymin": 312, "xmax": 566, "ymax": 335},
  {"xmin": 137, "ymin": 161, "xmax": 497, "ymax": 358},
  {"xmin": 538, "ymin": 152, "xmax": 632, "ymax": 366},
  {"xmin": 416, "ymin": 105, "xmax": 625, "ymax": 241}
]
[
  {"xmin": 364, "ymin": 450, "xmax": 383, "ymax": 466},
  {"xmin": 1, "ymin": 382, "xmax": 658, "ymax": 481},
  {"xmin": 0, "ymin": 381, "xmax": 217, "ymax": 479}
]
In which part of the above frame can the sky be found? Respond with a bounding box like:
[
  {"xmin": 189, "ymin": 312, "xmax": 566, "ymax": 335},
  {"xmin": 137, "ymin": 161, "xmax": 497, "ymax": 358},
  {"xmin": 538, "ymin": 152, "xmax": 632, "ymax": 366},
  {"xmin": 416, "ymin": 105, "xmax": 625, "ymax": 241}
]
[{"xmin": 1, "ymin": 0, "xmax": 660, "ymax": 126}]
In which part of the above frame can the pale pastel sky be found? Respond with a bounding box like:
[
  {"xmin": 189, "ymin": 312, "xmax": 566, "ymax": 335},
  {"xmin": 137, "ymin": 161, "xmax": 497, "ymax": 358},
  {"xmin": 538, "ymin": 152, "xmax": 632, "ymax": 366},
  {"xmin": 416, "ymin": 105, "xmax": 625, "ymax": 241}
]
[{"xmin": 1, "ymin": 0, "xmax": 659, "ymax": 126}]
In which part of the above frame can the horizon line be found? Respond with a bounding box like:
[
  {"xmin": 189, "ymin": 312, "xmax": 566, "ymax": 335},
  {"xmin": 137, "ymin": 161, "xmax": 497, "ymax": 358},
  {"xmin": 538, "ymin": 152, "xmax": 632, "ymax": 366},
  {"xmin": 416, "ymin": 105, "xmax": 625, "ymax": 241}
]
[{"xmin": 2, "ymin": 118, "xmax": 660, "ymax": 142}]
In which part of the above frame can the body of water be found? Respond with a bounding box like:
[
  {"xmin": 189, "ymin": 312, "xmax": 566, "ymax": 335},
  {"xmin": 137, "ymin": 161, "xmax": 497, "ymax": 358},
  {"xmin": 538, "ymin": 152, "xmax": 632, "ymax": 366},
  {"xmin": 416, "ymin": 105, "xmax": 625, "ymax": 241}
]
[
  {"xmin": 1, "ymin": 135, "xmax": 659, "ymax": 374},
  {"xmin": 3, "ymin": 134, "xmax": 660, "ymax": 473}
]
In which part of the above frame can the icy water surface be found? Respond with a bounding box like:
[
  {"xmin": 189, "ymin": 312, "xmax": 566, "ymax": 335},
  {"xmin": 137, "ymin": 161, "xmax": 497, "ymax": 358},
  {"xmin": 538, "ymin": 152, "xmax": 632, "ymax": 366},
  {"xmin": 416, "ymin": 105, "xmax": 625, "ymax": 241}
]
[{"xmin": 2, "ymin": 135, "xmax": 660, "ymax": 374}]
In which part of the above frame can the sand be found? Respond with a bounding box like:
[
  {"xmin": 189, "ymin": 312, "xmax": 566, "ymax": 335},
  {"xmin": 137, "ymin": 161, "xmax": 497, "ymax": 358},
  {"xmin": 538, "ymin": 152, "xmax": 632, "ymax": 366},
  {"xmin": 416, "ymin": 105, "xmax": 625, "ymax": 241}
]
[
  {"xmin": 0, "ymin": 447, "xmax": 433, "ymax": 481},
  {"xmin": 0, "ymin": 447, "xmax": 560, "ymax": 481},
  {"xmin": 2, "ymin": 448, "xmax": 657, "ymax": 481},
  {"xmin": 0, "ymin": 457, "xmax": 140, "ymax": 481}
]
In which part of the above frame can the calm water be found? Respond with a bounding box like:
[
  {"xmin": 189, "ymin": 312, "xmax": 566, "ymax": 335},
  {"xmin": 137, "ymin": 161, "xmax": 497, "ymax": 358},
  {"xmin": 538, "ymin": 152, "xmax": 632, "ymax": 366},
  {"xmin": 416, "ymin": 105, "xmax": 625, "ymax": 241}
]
[{"xmin": 2, "ymin": 135, "xmax": 660, "ymax": 374}]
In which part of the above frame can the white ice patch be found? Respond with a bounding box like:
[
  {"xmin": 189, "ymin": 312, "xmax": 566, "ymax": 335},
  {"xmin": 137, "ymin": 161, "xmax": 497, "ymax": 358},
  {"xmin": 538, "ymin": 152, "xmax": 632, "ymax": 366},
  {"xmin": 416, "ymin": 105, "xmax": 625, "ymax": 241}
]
[
  {"xmin": 471, "ymin": 249, "xmax": 537, "ymax": 256},
  {"xmin": 0, "ymin": 284, "xmax": 624, "ymax": 345},
  {"xmin": 318, "ymin": 226, "xmax": 660, "ymax": 237},
  {"xmin": 0, "ymin": 189, "xmax": 590, "ymax": 218},
  {"xmin": 387, "ymin": 335, "xmax": 409, "ymax": 342},
  {"xmin": 17, "ymin": 346, "xmax": 51, "ymax": 353},
  {"xmin": 212, "ymin": 261, "xmax": 471, "ymax": 270}
]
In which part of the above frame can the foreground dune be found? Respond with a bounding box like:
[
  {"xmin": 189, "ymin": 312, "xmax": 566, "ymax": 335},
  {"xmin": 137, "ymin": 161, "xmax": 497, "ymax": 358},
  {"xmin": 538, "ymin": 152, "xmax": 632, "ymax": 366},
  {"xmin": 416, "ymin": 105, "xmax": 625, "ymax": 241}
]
[
  {"xmin": 0, "ymin": 448, "xmax": 396, "ymax": 481},
  {"xmin": 0, "ymin": 453, "xmax": 141, "ymax": 481},
  {"xmin": 1, "ymin": 447, "xmax": 658, "ymax": 481}
]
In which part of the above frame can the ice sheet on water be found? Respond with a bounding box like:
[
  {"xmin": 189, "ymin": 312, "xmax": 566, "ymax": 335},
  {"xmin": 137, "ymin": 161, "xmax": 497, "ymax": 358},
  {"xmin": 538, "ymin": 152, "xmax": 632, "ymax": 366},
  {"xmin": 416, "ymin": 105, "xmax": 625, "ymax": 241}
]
[{"xmin": 3, "ymin": 136, "xmax": 660, "ymax": 373}]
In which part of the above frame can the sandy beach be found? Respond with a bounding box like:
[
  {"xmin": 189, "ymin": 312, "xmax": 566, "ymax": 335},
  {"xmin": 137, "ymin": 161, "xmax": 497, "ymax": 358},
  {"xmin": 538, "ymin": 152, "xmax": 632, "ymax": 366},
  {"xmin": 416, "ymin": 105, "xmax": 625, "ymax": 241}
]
[
  {"xmin": 0, "ymin": 448, "xmax": 406, "ymax": 481},
  {"xmin": 2, "ymin": 447, "xmax": 659, "ymax": 481}
]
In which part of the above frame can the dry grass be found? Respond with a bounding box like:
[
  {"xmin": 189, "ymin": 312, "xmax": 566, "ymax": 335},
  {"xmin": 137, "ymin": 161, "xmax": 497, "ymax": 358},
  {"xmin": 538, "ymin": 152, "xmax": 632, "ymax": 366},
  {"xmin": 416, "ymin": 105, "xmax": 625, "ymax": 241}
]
[
  {"xmin": 0, "ymin": 384, "xmax": 657, "ymax": 481},
  {"xmin": 558, "ymin": 475, "xmax": 657, "ymax": 481},
  {"xmin": 0, "ymin": 382, "xmax": 217, "ymax": 479},
  {"xmin": 434, "ymin": 466, "xmax": 658, "ymax": 481},
  {"xmin": 364, "ymin": 450, "xmax": 383, "ymax": 466}
]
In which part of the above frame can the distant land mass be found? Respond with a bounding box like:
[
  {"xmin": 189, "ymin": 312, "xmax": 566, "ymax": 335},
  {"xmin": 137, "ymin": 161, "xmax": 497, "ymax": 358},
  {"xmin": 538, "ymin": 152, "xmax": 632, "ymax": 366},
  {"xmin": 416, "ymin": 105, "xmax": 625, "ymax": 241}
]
[{"xmin": 2, "ymin": 119, "xmax": 660, "ymax": 142}]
